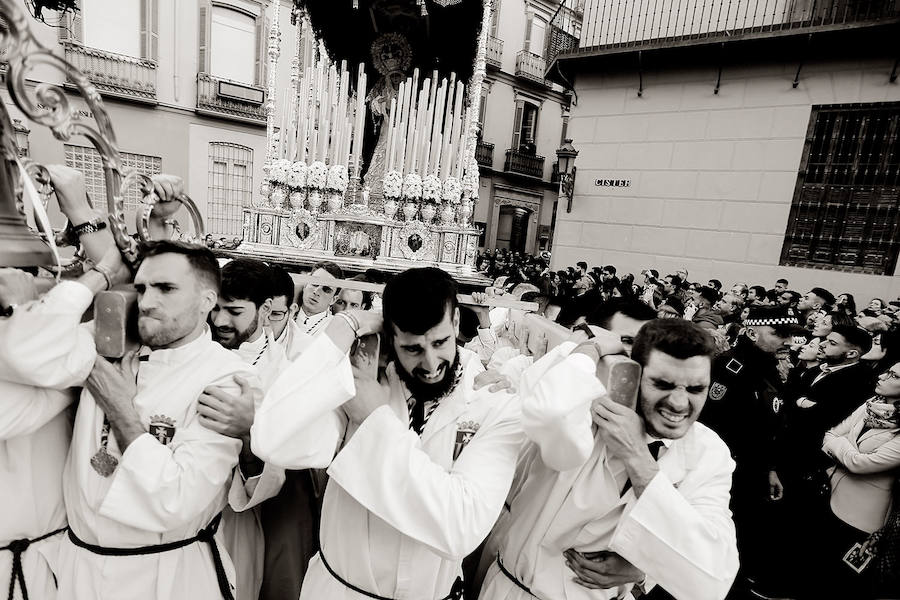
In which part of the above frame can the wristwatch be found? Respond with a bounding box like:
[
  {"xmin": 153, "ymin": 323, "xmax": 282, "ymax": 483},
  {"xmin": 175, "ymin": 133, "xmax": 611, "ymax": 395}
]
[{"xmin": 71, "ymin": 218, "xmax": 108, "ymax": 238}]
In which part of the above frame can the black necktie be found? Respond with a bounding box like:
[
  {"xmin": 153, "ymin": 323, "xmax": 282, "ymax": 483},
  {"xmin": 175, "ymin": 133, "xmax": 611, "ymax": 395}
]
[{"xmin": 621, "ymin": 441, "xmax": 665, "ymax": 496}]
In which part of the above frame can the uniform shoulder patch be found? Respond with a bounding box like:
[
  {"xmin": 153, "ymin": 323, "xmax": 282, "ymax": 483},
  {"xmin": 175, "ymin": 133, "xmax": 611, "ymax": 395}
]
[
  {"xmin": 725, "ymin": 359, "xmax": 743, "ymax": 375},
  {"xmin": 709, "ymin": 382, "xmax": 728, "ymax": 401},
  {"xmin": 149, "ymin": 415, "xmax": 176, "ymax": 445}
]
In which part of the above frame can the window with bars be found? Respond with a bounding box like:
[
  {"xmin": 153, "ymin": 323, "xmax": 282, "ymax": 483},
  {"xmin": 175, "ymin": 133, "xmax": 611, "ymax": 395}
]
[
  {"xmin": 207, "ymin": 142, "xmax": 253, "ymax": 236},
  {"xmin": 64, "ymin": 144, "xmax": 162, "ymax": 213},
  {"xmin": 780, "ymin": 102, "xmax": 900, "ymax": 275}
]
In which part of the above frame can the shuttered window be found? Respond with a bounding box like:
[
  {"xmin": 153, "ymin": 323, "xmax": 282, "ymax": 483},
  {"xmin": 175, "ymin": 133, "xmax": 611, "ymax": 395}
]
[
  {"xmin": 207, "ymin": 142, "xmax": 253, "ymax": 236},
  {"xmin": 780, "ymin": 102, "xmax": 900, "ymax": 275},
  {"xmin": 199, "ymin": 1, "xmax": 265, "ymax": 86}
]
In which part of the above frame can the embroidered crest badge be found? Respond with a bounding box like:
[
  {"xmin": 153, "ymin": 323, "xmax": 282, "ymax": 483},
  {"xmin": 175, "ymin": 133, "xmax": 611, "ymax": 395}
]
[
  {"xmin": 149, "ymin": 415, "xmax": 176, "ymax": 445},
  {"xmin": 453, "ymin": 420, "xmax": 480, "ymax": 461},
  {"xmin": 709, "ymin": 382, "xmax": 727, "ymax": 401},
  {"xmin": 772, "ymin": 396, "xmax": 784, "ymax": 413}
]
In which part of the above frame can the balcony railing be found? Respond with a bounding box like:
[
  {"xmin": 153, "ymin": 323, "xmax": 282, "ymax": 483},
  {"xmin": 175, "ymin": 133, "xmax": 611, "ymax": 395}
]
[
  {"xmin": 476, "ymin": 140, "xmax": 494, "ymax": 168},
  {"xmin": 486, "ymin": 36, "xmax": 504, "ymax": 68},
  {"xmin": 504, "ymin": 148, "xmax": 545, "ymax": 179},
  {"xmin": 515, "ymin": 50, "xmax": 547, "ymax": 84},
  {"xmin": 196, "ymin": 72, "xmax": 266, "ymax": 125},
  {"xmin": 63, "ymin": 43, "xmax": 157, "ymax": 103},
  {"xmin": 546, "ymin": 0, "xmax": 584, "ymax": 65},
  {"xmin": 570, "ymin": 0, "xmax": 900, "ymax": 55}
]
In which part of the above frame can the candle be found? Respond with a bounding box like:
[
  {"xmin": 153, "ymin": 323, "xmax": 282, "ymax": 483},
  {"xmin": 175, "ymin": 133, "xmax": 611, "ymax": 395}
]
[{"xmin": 387, "ymin": 96, "xmax": 398, "ymax": 171}]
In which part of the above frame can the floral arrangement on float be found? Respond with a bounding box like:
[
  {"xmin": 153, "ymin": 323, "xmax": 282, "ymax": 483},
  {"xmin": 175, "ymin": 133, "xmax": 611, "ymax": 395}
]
[
  {"xmin": 440, "ymin": 176, "xmax": 461, "ymax": 224},
  {"xmin": 420, "ymin": 174, "xmax": 441, "ymax": 223},
  {"xmin": 401, "ymin": 173, "xmax": 422, "ymax": 221},
  {"xmin": 326, "ymin": 164, "xmax": 348, "ymax": 212},
  {"xmin": 287, "ymin": 161, "xmax": 307, "ymax": 210},
  {"xmin": 382, "ymin": 169, "xmax": 403, "ymax": 219},
  {"xmin": 306, "ymin": 161, "xmax": 328, "ymax": 213}
]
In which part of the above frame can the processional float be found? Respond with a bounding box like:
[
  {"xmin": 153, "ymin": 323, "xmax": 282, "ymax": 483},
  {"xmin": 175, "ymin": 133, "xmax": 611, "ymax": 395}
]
[{"xmin": 231, "ymin": 0, "xmax": 493, "ymax": 284}]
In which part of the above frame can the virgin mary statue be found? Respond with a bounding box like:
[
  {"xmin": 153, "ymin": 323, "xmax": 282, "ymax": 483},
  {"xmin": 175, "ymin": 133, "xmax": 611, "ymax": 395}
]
[{"xmin": 362, "ymin": 32, "xmax": 412, "ymax": 210}]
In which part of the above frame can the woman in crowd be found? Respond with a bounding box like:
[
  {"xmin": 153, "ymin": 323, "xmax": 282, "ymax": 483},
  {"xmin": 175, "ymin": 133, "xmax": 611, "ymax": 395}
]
[{"xmin": 819, "ymin": 364, "xmax": 900, "ymax": 598}]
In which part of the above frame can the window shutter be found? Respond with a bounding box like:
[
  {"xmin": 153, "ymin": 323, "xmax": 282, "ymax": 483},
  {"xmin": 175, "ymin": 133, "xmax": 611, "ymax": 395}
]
[
  {"xmin": 524, "ymin": 11, "xmax": 533, "ymax": 53},
  {"xmin": 511, "ymin": 100, "xmax": 524, "ymax": 150},
  {"xmin": 490, "ymin": 0, "xmax": 501, "ymax": 37},
  {"xmin": 64, "ymin": 0, "xmax": 83, "ymax": 44},
  {"xmin": 254, "ymin": 15, "xmax": 266, "ymax": 86},
  {"xmin": 198, "ymin": 1, "xmax": 210, "ymax": 73},
  {"xmin": 140, "ymin": 0, "xmax": 158, "ymax": 60}
]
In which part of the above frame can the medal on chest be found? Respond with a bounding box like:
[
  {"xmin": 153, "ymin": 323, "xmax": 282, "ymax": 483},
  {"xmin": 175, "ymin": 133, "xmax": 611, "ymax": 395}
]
[{"xmin": 90, "ymin": 415, "xmax": 118, "ymax": 477}]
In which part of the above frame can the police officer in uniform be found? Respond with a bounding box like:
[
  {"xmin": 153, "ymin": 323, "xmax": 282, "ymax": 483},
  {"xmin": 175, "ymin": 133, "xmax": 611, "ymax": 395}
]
[{"xmin": 699, "ymin": 306, "xmax": 802, "ymax": 599}]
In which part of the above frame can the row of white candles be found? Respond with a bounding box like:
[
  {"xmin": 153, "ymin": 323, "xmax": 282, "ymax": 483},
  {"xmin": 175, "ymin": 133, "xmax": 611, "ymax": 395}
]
[
  {"xmin": 275, "ymin": 50, "xmax": 472, "ymax": 183},
  {"xmin": 278, "ymin": 48, "xmax": 365, "ymax": 173},
  {"xmin": 384, "ymin": 69, "xmax": 472, "ymax": 180}
]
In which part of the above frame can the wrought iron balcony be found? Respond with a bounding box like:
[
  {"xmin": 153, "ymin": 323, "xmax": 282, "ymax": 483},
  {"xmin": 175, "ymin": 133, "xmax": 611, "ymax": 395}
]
[
  {"xmin": 63, "ymin": 43, "xmax": 157, "ymax": 103},
  {"xmin": 196, "ymin": 72, "xmax": 267, "ymax": 126},
  {"xmin": 504, "ymin": 148, "xmax": 545, "ymax": 179},
  {"xmin": 564, "ymin": 0, "xmax": 900, "ymax": 58},
  {"xmin": 515, "ymin": 50, "xmax": 547, "ymax": 84},
  {"xmin": 486, "ymin": 36, "xmax": 503, "ymax": 68},
  {"xmin": 476, "ymin": 140, "xmax": 494, "ymax": 168}
]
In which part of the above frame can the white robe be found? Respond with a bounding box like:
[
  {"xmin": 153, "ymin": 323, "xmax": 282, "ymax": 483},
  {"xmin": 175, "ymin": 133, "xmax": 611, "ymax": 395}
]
[
  {"xmin": 0, "ymin": 281, "xmax": 96, "ymax": 600},
  {"xmin": 221, "ymin": 331, "xmax": 288, "ymax": 600},
  {"xmin": 55, "ymin": 327, "xmax": 258, "ymax": 600},
  {"xmin": 478, "ymin": 344, "xmax": 739, "ymax": 600},
  {"xmin": 273, "ymin": 318, "xmax": 314, "ymax": 361},
  {"xmin": 296, "ymin": 308, "xmax": 332, "ymax": 337},
  {"xmin": 253, "ymin": 338, "xmax": 523, "ymax": 600}
]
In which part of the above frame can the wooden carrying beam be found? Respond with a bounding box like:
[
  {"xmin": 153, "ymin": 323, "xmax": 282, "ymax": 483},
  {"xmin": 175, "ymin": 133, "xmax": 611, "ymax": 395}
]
[{"xmin": 290, "ymin": 273, "xmax": 540, "ymax": 312}]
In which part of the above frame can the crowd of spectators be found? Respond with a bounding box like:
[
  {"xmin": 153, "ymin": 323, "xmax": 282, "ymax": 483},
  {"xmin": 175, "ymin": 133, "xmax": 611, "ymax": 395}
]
[{"xmin": 476, "ymin": 248, "xmax": 900, "ymax": 599}]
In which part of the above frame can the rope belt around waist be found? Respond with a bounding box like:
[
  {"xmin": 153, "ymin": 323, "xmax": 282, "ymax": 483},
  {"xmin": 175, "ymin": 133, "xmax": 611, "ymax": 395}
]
[
  {"xmin": 319, "ymin": 550, "xmax": 463, "ymax": 600},
  {"xmin": 496, "ymin": 553, "xmax": 539, "ymax": 599},
  {"xmin": 1, "ymin": 527, "xmax": 67, "ymax": 600},
  {"xmin": 66, "ymin": 513, "xmax": 233, "ymax": 600}
]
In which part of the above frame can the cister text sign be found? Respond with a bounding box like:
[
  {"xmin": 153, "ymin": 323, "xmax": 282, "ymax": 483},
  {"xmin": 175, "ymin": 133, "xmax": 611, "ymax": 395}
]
[{"xmin": 595, "ymin": 178, "xmax": 632, "ymax": 187}]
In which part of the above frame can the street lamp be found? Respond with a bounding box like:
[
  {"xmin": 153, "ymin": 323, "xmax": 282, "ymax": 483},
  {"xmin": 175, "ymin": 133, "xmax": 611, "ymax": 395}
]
[
  {"xmin": 556, "ymin": 138, "xmax": 578, "ymax": 213},
  {"xmin": 12, "ymin": 119, "xmax": 30, "ymax": 158}
]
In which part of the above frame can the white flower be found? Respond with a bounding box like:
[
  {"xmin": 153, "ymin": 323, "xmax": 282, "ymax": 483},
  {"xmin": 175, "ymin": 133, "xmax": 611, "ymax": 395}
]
[
  {"xmin": 287, "ymin": 161, "xmax": 307, "ymax": 188},
  {"xmin": 269, "ymin": 165, "xmax": 287, "ymax": 184},
  {"xmin": 327, "ymin": 164, "xmax": 348, "ymax": 192},
  {"xmin": 402, "ymin": 173, "xmax": 422, "ymax": 200},
  {"xmin": 442, "ymin": 176, "xmax": 461, "ymax": 204},
  {"xmin": 383, "ymin": 170, "xmax": 403, "ymax": 199},
  {"xmin": 422, "ymin": 174, "xmax": 442, "ymax": 202},
  {"xmin": 308, "ymin": 161, "xmax": 328, "ymax": 189}
]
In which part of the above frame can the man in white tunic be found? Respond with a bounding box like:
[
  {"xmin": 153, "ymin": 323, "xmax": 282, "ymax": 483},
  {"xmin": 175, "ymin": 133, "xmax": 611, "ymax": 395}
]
[
  {"xmin": 294, "ymin": 262, "xmax": 342, "ymax": 336},
  {"xmin": 206, "ymin": 258, "xmax": 289, "ymax": 600},
  {"xmin": 478, "ymin": 319, "xmax": 739, "ymax": 600},
  {"xmin": 268, "ymin": 266, "xmax": 312, "ymax": 361},
  {"xmin": 53, "ymin": 241, "xmax": 259, "ymax": 600},
  {"xmin": 0, "ymin": 164, "xmax": 132, "ymax": 600},
  {"xmin": 252, "ymin": 267, "xmax": 523, "ymax": 600}
]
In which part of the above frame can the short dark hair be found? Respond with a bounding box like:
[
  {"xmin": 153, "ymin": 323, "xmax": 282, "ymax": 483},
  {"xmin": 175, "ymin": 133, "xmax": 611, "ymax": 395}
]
[
  {"xmin": 587, "ymin": 298, "xmax": 657, "ymax": 329},
  {"xmin": 270, "ymin": 266, "xmax": 295, "ymax": 303},
  {"xmin": 139, "ymin": 241, "xmax": 220, "ymax": 292},
  {"xmin": 708, "ymin": 279, "xmax": 722, "ymax": 291},
  {"xmin": 698, "ymin": 286, "xmax": 719, "ymax": 306},
  {"xmin": 631, "ymin": 319, "xmax": 716, "ymax": 368},
  {"xmin": 776, "ymin": 278, "xmax": 789, "ymax": 285},
  {"xmin": 383, "ymin": 267, "xmax": 459, "ymax": 337},
  {"xmin": 750, "ymin": 285, "xmax": 767, "ymax": 299},
  {"xmin": 603, "ymin": 265, "xmax": 617, "ymax": 275},
  {"xmin": 313, "ymin": 261, "xmax": 343, "ymax": 280},
  {"xmin": 831, "ymin": 324, "xmax": 873, "ymax": 356},
  {"xmin": 665, "ymin": 274, "xmax": 684, "ymax": 288},
  {"xmin": 809, "ymin": 287, "xmax": 836, "ymax": 308},
  {"xmin": 458, "ymin": 306, "xmax": 480, "ymax": 340},
  {"xmin": 221, "ymin": 258, "xmax": 273, "ymax": 307},
  {"xmin": 577, "ymin": 261, "xmax": 588, "ymax": 271}
]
